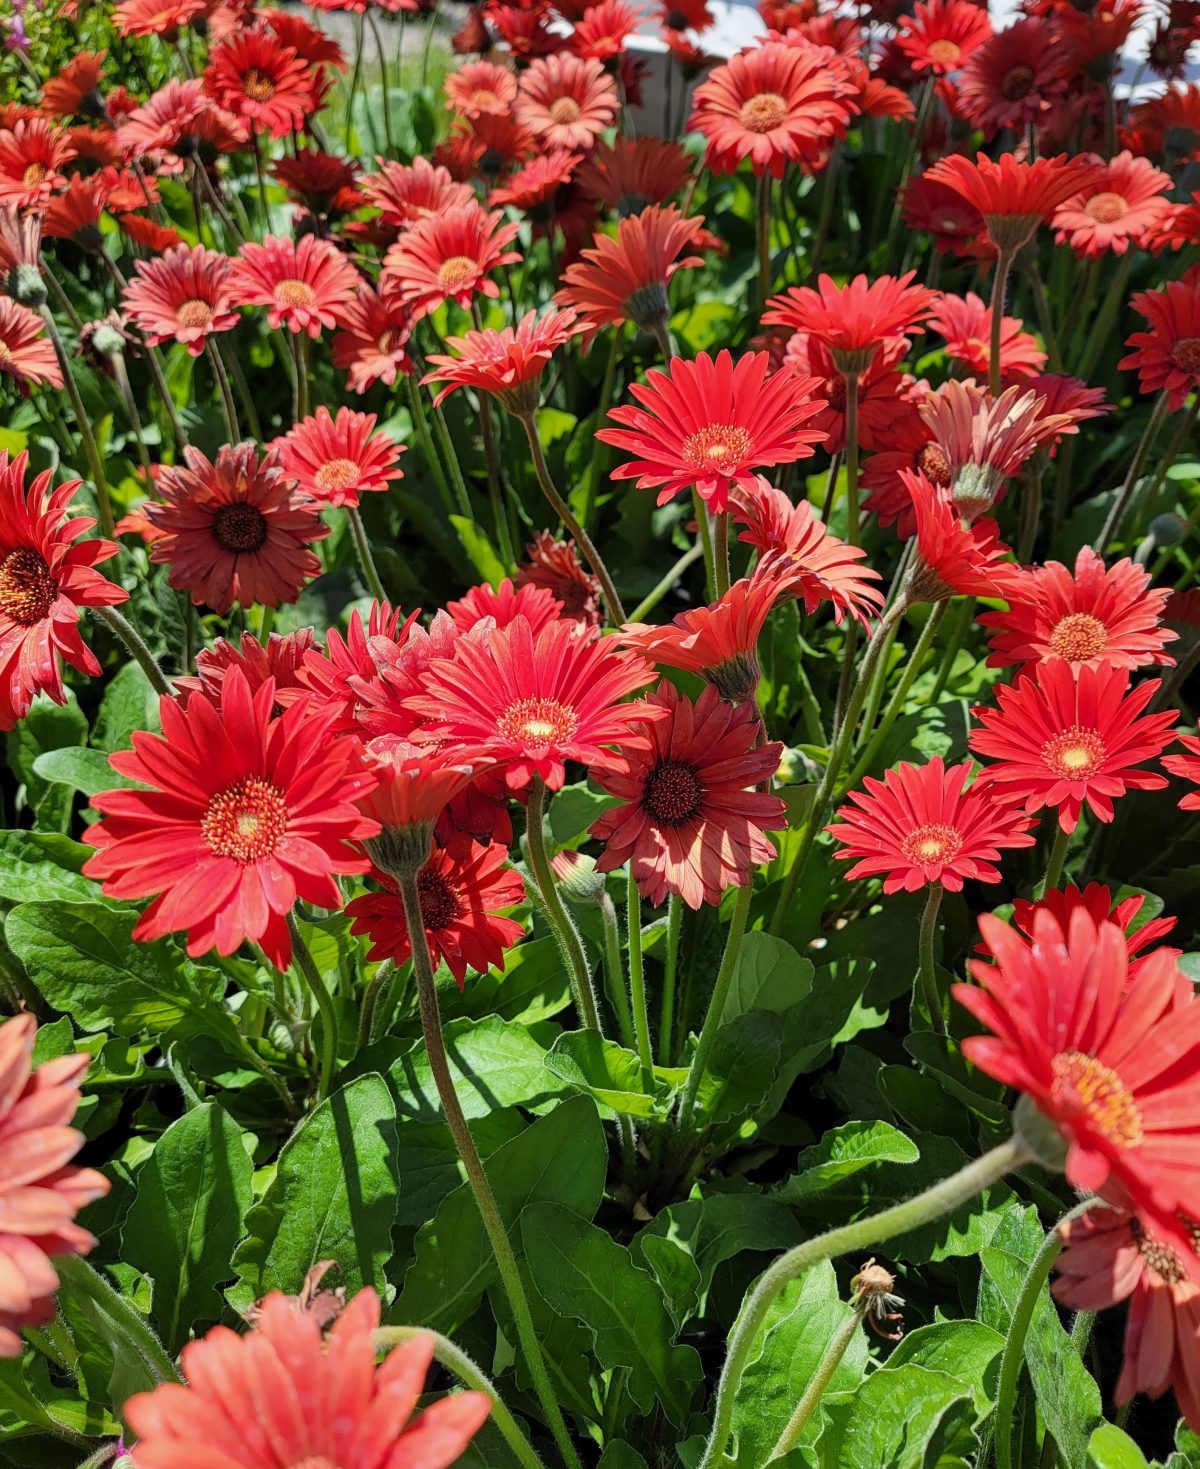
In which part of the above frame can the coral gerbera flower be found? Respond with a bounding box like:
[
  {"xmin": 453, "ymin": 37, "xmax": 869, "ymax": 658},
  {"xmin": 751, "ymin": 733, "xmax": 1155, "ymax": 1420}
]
[
  {"xmin": 332, "ymin": 284, "xmax": 414, "ymax": 394},
  {"xmin": 516, "ymin": 530, "xmax": 602, "ymax": 628},
  {"xmin": 904, "ymin": 468, "xmax": 1014, "ymax": 601},
  {"xmin": 125, "ymin": 1292, "xmax": 489, "ymax": 1468},
  {"xmin": 1119, "ymin": 274, "xmax": 1200, "ymax": 408},
  {"xmin": 590, "ymin": 681, "xmax": 786, "ymax": 909},
  {"xmin": 515, "ymin": 54, "xmax": 619, "ymax": 151},
  {"xmin": 0, "ymin": 299, "xmax": 63, "ymax": 394},
  {"xmin": 781, "ymin": 332, "xmax": 909, "ymax": 454},
  {"xmin": 828, "ymin": 756, "xmax": 1036, "ymax": 893},
  {"xmin": 1054, "ymin": 1205, "xmax": 1200, "ymax": 1434},
  {"xmin": 688, "ymin": 41, "xmax": 856, "ymax": 179},
  {"xmin": 897, "ymin": 0, "xmax": 992, "ymax": 74},
  {"xmin": 955, "ymin": 905, "xmax": 1200, "ymax": 1258},
  {"xmin": 1052, "ymin": 151, "xmax": 1173, "ymax": 258},
  {"xmin": 969, "ymin": 662, "xmax": 1175, "ymax": 832},
  {"xmin": 84, "ymin": 670, "xmax": 378, "ymax": 967},
  {"xmin": 122, "ymin": 243, "xmax": 239, "ymax": 356},
  {"xmin": 570, "ymin": 0, "xmax": 642, "ymax": 58},
  {"xmin": 732, "ymin": 476, "xmax": 884, "ymax": 626},
  {"xmin": 360, "ymin": 156, "xmax": 476, "ymax": 231},
  {"xmin": 597, "ymin": 349, "xmax": 828, "ymax": 512},
  {"xmin": 924, "ymin": 151, "xmax": 1106, "ymax": 251},
  {"xmin": 0, "ymin": 452, "xmax": 125, "ymax": 731},
  {"xmin": 488, "ymin": 149, "xmax": 580, "ymax": 215},
  {"xmin": 0, "ymin": 118, "xmax": 74, "ymax": 206},
  {"xmin": 277, "ymin": 406, "xmax": 405, "ymax": 509},
  {"xmin": 422, "ymin": 307, "xmax": 584, "ymax": 414},
  {"xmin": 447, "ymin": 578, "xmax": 565, "ymax": 634},
  {"xmin": 763, "ymin": 271, "xmax": 937, "ymax": 372},
  {"xmin": 928, "ymin": 290, "xmax": 1045, "ymax": 384},
  {"xmin": 957, "ymin": 19, "xmax": 1068, "ymax": 137},
  {"xmin": 203, "ymin": 28, "xmax": 313, "ymax": 138},
  {"xmin": 112, "ymin": 0, "xmax": 204, "ymax": 36},
  {"xmin": 1012, "ymin": 882, "xmax": 1178, "ymax": 972},
  {"xmin": 575, "ymin": 135, "xmax": 692, "ymax": 214},
  {"xmin": 1164, "ymin": 734, "xmax": 1200, "ymax": 810},
  {"xmin": 272, "ymin": 149, "xmax": 361, "ymax": 215},
  {"xmin": 404, "ymin": 614, "xmax": 661, "ymax": 792},
  {"xmin": 346, "ymin": 839, "xmax": 525, "ymax": 984},
  {"xmin": 40, "ymin": 51, "xmax": 107, "ymax": 120},
  {"xmin": 980, "ymin": 546, "xmax": 1176, "ymax": 672},
  {"xmin": 901, "ymin": 174, "xmax": 986, "ymax": 257},
  {"xmin": 381, "ymin": 203, "xmax": 521, "ymax": 321},
  {"xmin": 228, "ymin": 234, "xmax": 360, "ymax": 338},
  {"xmin": 0, "ymin": 1014, "xmax": 109, "ymax": 1357},
  {"xmin": 444, "ymin": 59, "xmax": 518, "ymax": 119},
  {"xmin": 145, "ymin": 443, "xmax": 328, "ymax": 615},
  {"xmin": 174, "ymin": 628, "xmax": 317, "ymax": 708},
  {"xmin": 555, "ymin": 203, "xmax": 704, "ymax": 340}
]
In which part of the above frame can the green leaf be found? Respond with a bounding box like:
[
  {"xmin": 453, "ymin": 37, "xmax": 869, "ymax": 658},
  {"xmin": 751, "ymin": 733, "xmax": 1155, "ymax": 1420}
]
[
  {"xmin": 720, "ymin": 930, "xmax": 815, "ymax": 1023},
  {"xmin": 121, "ymin": 1103, "xmax": 253, "ymax": 1350},
  {"xmin": 93, "ymin": 660, "xmax": 162, "ymax": 752},
  {"xmin": 547, "ymin": 782, "xmax": 617, "ymax": 846},
  {"xmin": 544, "ymin": 1029, "xmax": 674, "ymax": 1118},
  {"xmin": 437, "ymin": 937, "xmax": 572, "ymax": 1025},
  {"xmin": 520, "ymin": 1201, "xmax": 703, "ymax": 1426},
  {"xmin": 1165, "ymin": 1422, "xmax": 1200, "ymax": 1468},
  {"xmin": 885, "ymin": 1321, "xmax": 1005, "ymax": 1414},
  {"xmin": 0, "ymin": 831, "xmax": 96, "ymax": 906},
  {"xmin": 230, "ymin": 1073, "xmax": 399, "ymax": 1310},
  {"xmin": 694, "ymin": 1010, "xmax": 784, "ymax": 1124},
  {"xmin": 1088, "ymin": 1425, "xmax": 1150, "ymax": 1469},
  {"xmin": 819, "ymin": 1365, "xmax": 977, "ymax": 1468},
  {"xmin": 32, "ymin": 746, "xmax": 139, "ymax": 798},
  {"xmin": 397, "ymin": 1096, "xmax": 605, "ymax": 1331},
  {"xmin": 450, "ymin": 515, "xmax": 506, "ymax": 586},
  {"xmin": 729, "ymin": 1261, "xmax": 869, "ymax": 1466},
  {"xmin": 7, "ymin": 692, "xmax": 87, "ymax": 831},
  {"xmin": 775, "ymin": 1121, "xmax": 920, "ymax": 1205},
  {"xmin": 392, "ymin": 1109, "xmax": 526, "ymax": 1230}
]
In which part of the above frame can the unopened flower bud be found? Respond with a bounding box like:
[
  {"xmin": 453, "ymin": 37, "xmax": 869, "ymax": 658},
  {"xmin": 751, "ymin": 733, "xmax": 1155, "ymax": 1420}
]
[
  {"xmin": 1012, "ymin": 1092, "xmax": 1070, "ymax": 1174},
  {"xmin": 550, "ymin": 848, "xmax": 607, "ymax": 906},
  {"xmin": 9, "ymin": 262, "xmax": 46, "ymax": 308}
]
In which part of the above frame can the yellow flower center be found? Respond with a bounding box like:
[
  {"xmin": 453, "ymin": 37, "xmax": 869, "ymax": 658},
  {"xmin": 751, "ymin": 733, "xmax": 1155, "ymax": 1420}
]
[
  {"xmin": 242, "ymin": 67, "xmax": 277, "ymax": 102},
  {"xmin": 1084, "ymin": 191, "xmax": 1128, "ymax": 224},
  {"xmin": 549, "ymin": 96, "xmax": 583, "ymax": 124},
  {"xmin": 275, "ymin": 278, "xmax": 317, "ymax": 309},
  {"xmin": 496, "ymin": 696, "xmax": 578, "ymax": 748},
  {"xmin": 22, "ymin": 161, "xmax": 48, "ymax": 186},
  {"xmin": 314, "ymin": 457, "xmax": 361, "ymax": 493},
  {"xmin": 926, "ymin": 37, "xmax": 962, "ymax": 65},
  {"xmin": 177, "ymin": 298, "xmax": 216, "ymax": 329},
  {"xmin": 1041, "ymin": 725, "xmax": 1106, "ymax": 780},
  {"xmin": 201, "ymin": 776, "xmax": 289, "ymax": 864},
  {"xmin": 900, "ymin": 822, "xmax": 962, "ymax": 864},
  {"xmin": 437, "ymin": 255, "xmax": 478, "ymax": 292},
  {"xmin": 738, "ymin": 91, "xmax": 788, "ymax": 133},
  {"xmin": 1050, "ymin": 1050, "xmax": 1144, "ymax": 1148},
  {"xmin": 1047, "ymin": 612, "xmax": 1108, "ymax": 663},
  {"xmin": 682, "ymin": 423, "xmax": 753, "ymax": 475}
]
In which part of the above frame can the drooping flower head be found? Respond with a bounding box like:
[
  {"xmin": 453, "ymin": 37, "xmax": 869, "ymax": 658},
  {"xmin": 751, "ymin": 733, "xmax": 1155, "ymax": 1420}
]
[
  {"xmin": 0, "ymin": 299, "xmax": 62, "ymax": 395},
  {"xmin": 575, "ymin": 135, "xmax": 693, "ymax": 214},
  {"xmin": 896, "ymin": 0, "xmax": 992, "ymax": 75},
  {"xmin": 516, "ymin": 531, "xmax": 602, "ymax": 628},
  {"xmin": 1052, "ymin": 151, "xmax": 1173, "ymax": 258},
  {"xmin": 277, "ymin": 406, "xmax": 405, "ymax": 509},
  {"xmin": 381, "ymin": 203, "xmax": 521, "ymax": 321},
  {"xmin": 969, "ymin": 662, "xmax": 1175, "ymax": 832},
  {"xmin": 122, "ymin": 243, "xmax": 239, "ymax": 356},
  {"xmin": 590, "ymin": 681, "xmax": 787, "ymax": 908},
  {"xmin": 0, "ymin": 452, "xmax": 126, "ymax": 731},
  {"xmin": 228, "ymin": 234, "xmax": 361, "ymax": 338},
  {"xmin": 112, "ymin": 0, "xmax": 204, "ymax": 38},
  {"xmin": 0, "ymin": 1014, "xmax": 109, "ymax": 1357},
  {"xmin": 1119, "ymin": 274, "xmax": 1200, "ymax": 409},
  {"xmin": 40, "ymin": 51, "xmax": 107, "ymax": 120},
  {"xmin": 597, "ymin": 349, "xmax": 828, "ymax": 512},
  {"xmin": 272, "ymin": 148, "xmax": 362, "ymax": 217},
  {"xmin": 515, "ymin": 54, "xmax": 619, "ymax": 151},
  {"xmin": 422, "ymin": 308, "xmax": 584, "ymax": 415},
  {"xmin": 84, "ymin": 670, "xmax": 379, "ymax": 968},
  {"xmin": 763, "ymin": 271, "xmax": 937, "ymax": 374},
  {"xmin": 828, "ymin": 756, "xmax": 1036, "ymax": 893},
  {"xmin": 145, "ymin": 443, "xmax": 328, "ymax": 615},
  {"xmin": 924, "ymin": 151, "xmax": 1107, "ymax": 251},
  {"xmin": 124, "ymin": 1291, "xmax": 490, "ymax": 1469}
]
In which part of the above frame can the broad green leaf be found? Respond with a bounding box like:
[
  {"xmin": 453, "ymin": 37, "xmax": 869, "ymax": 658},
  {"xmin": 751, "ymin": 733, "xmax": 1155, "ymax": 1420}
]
[
  {"xmin": 438, "ymin": 937, "xmax": 572, "ymax": 1025},
  {"xmin": 545, "ymin": 1029, "xmax": 674, "ymax": 1118},
  {"xmin": 0, "ymin": 830, "xmax": 96, "ymax": 906},
  {"xmin": 397, "ymin": 1096, "xmax": 605, "ymax": 1331},
  {"xmin": 729, "ymin": 1261, "xmax": 869, "ymax": 1467},
  {"xmin": 231, "ymin": 1074, "xmax": 398, "ymax": 1309},
  {"xmin": 521, "ymin": 1201, "xmax": 703, "ymax": 1426},
  {"xmin": 7, "ymin": 692, "xmax": 87, "ymax": 831},
  {"xmin": 694, "ymin": 1010, "xmax": 784, "ymax": 1124},
  {"xmin": 1165, "ymin": 1423, "xmax": 1200, "ymax": 1467},
  {"xmin": 1088, "ymin": 1425, "xmax": 1150, "ymax": 1469},
  {"xmin": 32, "ymin": 746, "xmax": 140, "ymax": 797},
  {"xmin": 548, "ymin": 782, "xmax": 617, "ymax": 846},
  {"xmin": 885, "ymin": 1321, "xmax": 1005, "ymax": 1413},
  {"xmin": 818, "ymin": 1365, "xmax": 976, "ymax": 1469},
  {"xmin": 122, "ymin": 1103, "xmax": 253, "ymax": 1350},
  {"xmin": 450, "ymin": 515, "xmax": 506, "ymax": 586},
  {"xmin": 392, "ymin": 1108, "xmax": 526, "ymax": 1229},
  {"xmin": 94, "ymin": 660, "xmax": 162, "ymax": 752},
  {"xmin": 597, "ymin": 1445, "xmax": 649, "ymax": 1469},
  {"xmin": 775, "ymin": 1121, "xmax": 920, "ymax": 1205},
  {"xmin": 720, "ymin": 931, "xmax": 815, "ymax": 1023}
]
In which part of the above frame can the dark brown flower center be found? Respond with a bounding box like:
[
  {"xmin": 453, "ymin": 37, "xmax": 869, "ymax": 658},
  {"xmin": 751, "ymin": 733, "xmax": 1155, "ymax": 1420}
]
[
  {"xmin": 918, "ymin": 442, "xmax": 952, "ymax": 487},
  {"xmin": 1170, "ymin": 336, "xmax": 1200, "ymax": 373},
  {"xmin": 0, "ymin": 547, "xmax": 55, "ymax": 626},
  {"xmin": 1050, "ymin": 1050, "xmax": 1143, "ymax": 1147},
  {"xmin": 212, "ymin": 501, "xmax": 269, "ymax": 553},
  {"xmin": 201, "ymin": 776, "xmax": 288, "ymax": 864},
  {"xmin": 242, "ymin": 67, "xmax": 278, "ymax": 102},
  {"xmin": 177, "ymin": 297, "xmax": 215, "ymax": 329},
  {"xmin": 417, "ymin": 866, "xmax": 465, "ymax": 930},
  {"xmin": 738, "ymin": 91, "xmax": 787, "ymax": 133},
  {"xmin": 900, "ymin": 821, "xmax": 962, "ymax": 864},
  {"xmin": 1084, "ymin": 191, "xmax": 1128, "ymax": 224},
  {"xmin": 496, "ymin": 695, "xmax": 578, "ymax": 747},
  {"xmin": 1047, "ymin": 611, "xmax": 1108, "ymax": 662},
  {"xmin": 1000, "ymin": 63, "xmax": 1035, "ymax": 99},
  {"xmin": 642, "ymin": 759, "xmax": 704, "ymax": 826},
  {"xmin": 682, "ymin": 423, "xmax": 753, "ymax": 475},
  {"xmin": 1041, "ymin": 725, "xmax": 1106, "ymax": 779}
]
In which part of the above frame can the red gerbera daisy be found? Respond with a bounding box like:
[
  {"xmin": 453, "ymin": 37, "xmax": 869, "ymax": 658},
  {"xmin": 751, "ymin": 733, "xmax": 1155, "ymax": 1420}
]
[
  {"xmin": 861, "ymin": 412, "xmax": 946, "ymax": 538},
  {"xmin": 332, "ymin": 284, "xmax": 414, "ymax": 394},
  {"xmin": 781, "ymin": 332, "xmax": 910, "ymax": 454},
  {"xmin": 0, "ymin": 299, "xmax": 62, "ymax": 395},
  {"xmin": 1012, "ymin": 882, "xmax": 1178, "ymax": 972},
  {"xmin": 555, "ymin": 203, "xmax": 704, "ymax": 340},
  {"xmin": 174, "ymin": 628, "xmax": 317, "ymax": 708},
  {"xmin": 828, "ymin": 756, "xmax": 1036, "ymax": 893},
  {"xmin": 121, "ymin": 243, "xmax": 239, "ymax": 357},
  {"xmin": 125, "ymin": 1292, "xmax": 489, "ymax": 1469},
  {"xmin": 688, "ymin": 41, "xmax": 856, "ymax": 179},
  {"xmin": 1125, "ymin": 83, "xmax": 1200, "ymax": 166},
  {"xmin": 228, "ymin": 234, "xmax": 360, "ymax": 338},
  {"xmin": 1052, "ymin": 151, "xmax": 1173, "ymax": 259},
  {"xmin": 361, "ymin": 156, "xmax": 476, "ymax": 231},
  {"xmin": 444, "ymin": 59, "xmax": 518, "ymax": 119},
  {"xmin": 113, "ymin": 0, "xmax": 204, "ymax": 36},
  {"xmin": 84, "ymin": 670, "xmax": 378, "ymax": 968},
  {"xmin": 0, "ymin": 118, "xmax": 74, "ymax": 206},
  {"xmin": 346, "ymin": 839, "xmax": 525, "ymax": 985},
  {"xmin": 296, "ymin": 602, "xmax": 418, "ymax": 734},
  {"xmin": 515, "ymin": 54, "xmax": 619, "ymax": 151},
  {"xmin": 0, "ymin": 1014, "xmax": 109, "ymax": 1357},
  {"xmin": 569, "ymin": 0, "xmax": 642, "ymax": 59},
  {"xmin": 955, "ymin": 905, "xmax": 1200, "ymax": 1258},
  {"xmin": 597, "ymin": 349, "xmax": 828, "ymax": 512},
  {"xmin": 901, "ymin": 173, "xmax": 986, "ymax": 256},
  {"xmin": 381, "ymin": 203, "xmax": 521, "ymax": 322},
  {"xmin": 489, "ymin": 4, "xmax": 561, "ymax": 62},
  {"xmin": 1025, "ymin": 373, "xmax": 1111, "ymax": 448},
  {"xmin": 980, "ymin": 546, "xmax": 1176, "ymax": 672},
  {"xmin": 1119, "ymin": 275, "xmax": 1200, "ymax": 409},
  {"xmin": 590, "ymin": 681, "xmax": 786, "ymax": 909},
  {"xmin": 904, "ymin": 468, "xmax": 1014, "ymax": 601},
  {"xmin": 575, "ymin": 135, "xmax": 692, "ymax": 213},
  {"xmin": 969, "ymin": 661, "xmax": 1175, "ymax": 832},
  {"xmin": 447, "ymin": 578, "xmax": 564, "ymax": 634},
  {"xmin": 40, "ymin": 51, "xmax": 107, "ymax": 120},
  {"xmin": 118, "ymin": 213, "xmax": 186, "ymax": 255},
  {"xmin": 422, "ymin": 307, "xmax": 583, "ymax": 414},
  {"xmin": 764, "ymin": 271, "xmax": 937, "ymax": 373},
  {"xmin": 203, "ymin": 28, "xmax": 313, "ymax": 138},
  {"xmin": 0, "ymin": 452, "xmax": 125, "ymax": 732},
  {"xmin": 404, "ymin": 614, "xmax": 661, "ymax": 792},
  {"xmin": 488, "ymin": 149, "xmax": 581, "ymax": 216},
  {"xmin": 1164, "ymin": 734, "xmax": 1200, "ymax": 810},
  {"xmin": 1054, "ymin": 1205, "xmax": 1200, "ymax": 1434},
  {"xmin": 929, "ymin": 290, "xmax": 1045, "ymax": 384},
  {"xmin": 277, "ymin": 406, "xmax": 405, "ymax": 509},
  {"xmin": 516, "ymin": 530, "xmax": 602, "ymax": 627},
  {"xmin": 924, "ymin": 151, "xmax": 1106, "ymax": 251},
  {"xmin": 897, "ymin": 0, "xmax": 992, "ymax": 74},
  {"xmin": 145, "ymin": 443, "xmax": 328, "ymax": 615},
  {"xmin": 272, "ymin": 149, "xmax": 361, "ymax": 215},
  {"xmin": 732, "ymin": 476, "xmax": 884, "ymax": 626}
]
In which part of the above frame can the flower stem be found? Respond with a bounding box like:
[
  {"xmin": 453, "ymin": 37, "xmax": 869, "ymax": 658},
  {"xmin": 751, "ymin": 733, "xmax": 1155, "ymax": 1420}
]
[
  {"xmin": 843, "ymin": 371, "xmax": 861, "ymax": 548},
  {"xmin": 366, "ymin": 9, "xmax": 394, "ymax": 155},
  {"xmin": 626, "ymin": 868, "xmax": 654, "ymax": 1090},
  {"xmin": 55, "ymin": 1255, "xmax": 180, "ymax": 1387},
  {"xmin": 988, "ymin": 247, "xmax": 1015, "ymax": 398},
  {"xmin": 373, "ymin": 1326, "xmax": 548, "ymax": 1469},
  {"xmin": 91, "ymin": 606, "xmax": 172, "ymax": 697},
  {"xmin": 627, "ymin": 541, "xmax": 705, "ymax": 624},
  {"xmin": 39, "ymin": 308, "xmax": 114, "ymax": 536},
  {"xmin": 286, "ymin": 913, "xmax": 339, "ymax": 1101},
  {"xmin": 520, "ymin": 414, "xmax": 626, "ymax": 625},
  {"xmin": 658, "ymin": 893, "xmax": 683, "ymax": 1066},
  {"xmin": 348, "ymin": 505, "xmax": 387, "ymax": 603},
  {"xmin": 713, "ymin": 510, "xmax": 731, "ymax": 598},
  {"xmin": 292, "ymin": 331, "xmax": 309, "ymax": 423},
  {"xmin": 695, "ymin": 1136, "xmax": 1031, "ymax": 1469},
  {"xmin": 207, "ymin": 338, "xmax": 240, "ymax": 443},
  {"xmin": 756, "ymin": 171, "xmax": 772, "ymax": 314},
  {"xmin": 768, "ymin": 1302, "xmax": 866, "ymax": 1460},
  {"xmin": 582, "ymin": 325, "xmax": 623, "ymax": 532},
  {"xmin": 677, "ymin": 880, "xmax": 753, "ymax": 1132},
  {"xmin": 917, "ymin": 881, "xmax": 946, "ymax": 1037},
  {"xmin": 847, "ymin": 604, "xmax": 946, "ymax": 784},
  {"xmin": 599, "ymin": 891, "xmax": 636, "ymax": 1051},
  {"xmin": 1038, "ymin": 822, "xmax": 1071, "ymax": 898},
  {"xmin": 396, "ymin": 870, "xmax": 583, "ymax": 1469},
  {"xmin": 431, "ymin": 399, "xmax": 474, "ymax": 520},
  {"xmin": 525, "ymin": 777, "xmax": 602, "ymax": 1032},
  {"xmin": 406, "ymin": 375, "xmax": 458, "ymax": 518},
  {"xmin": 1094, "ymin": 391, "xmax": 1171, "ymax": 552}
]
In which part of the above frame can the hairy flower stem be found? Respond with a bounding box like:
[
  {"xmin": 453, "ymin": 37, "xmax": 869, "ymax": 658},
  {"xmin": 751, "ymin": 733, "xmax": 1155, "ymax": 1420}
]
[
  {"xmin": 695, "ymin": 1137, "xmax": 1032, "ymax": 1469},
  {"xmin": 769, "ymin": 1302, "xmax": 866, "ymax": 1460},
  {"xmin": 843, "ymin": 371, "xmax": 861, "ymax": 548},
  {"xmin": 988, "ymin": 247, "xmax": 1015, "ymax": 398},
  {"xmin": 692, "ymin": 487, "xmax": 718, "ymax": 602},
  {"xmin": 520, "ymin": 415, "xmax": 627, "ymax": 624},
  {"xmin": 582, "ymin": 325, "xmax": 623, "ymax": 532},
  {"xmin": 207, "ymin": 338, "xmax": 240, "ymax": 443},
  {"xmin": 658, "ymin": 893, "xmax": 683, "ymax": 1066},
  {"xmin": 56, "ymin": 1255, "xmax": 180, "ymax": 1387},
  {"xmin": 292, "ymin": 332, "xmax": 309, "ymax": 423},
  {"xmin": 756, "ymin": 171, "xmax": 772, "ymax": 314},
  {"xmin": 599, "ymin": 892, "xmax": 637, "ymax": 1051},
  {"xmin": 526, "ymin": 777, "xmax": 602, "ymax": 1032},
  {"xmin": 626, "ymin": 869, "xmax": 654, "ymax": 1091},
  {"xmin": 677, "ymin": 880, "xmax": 753, "ymax": 1133},
  {"xmin": 286, "ymin": 913, "xmax": 339, "ymax": 1102},
  {"xmin": 397, "ymin": 870, "xmax": 584, "ymax": 1469},
  {"xmin": 713, "ymin": 511, "xmax": 731, "ymax": 598},
  {"xmin": 628, "ymin": 541, "xmax": 705, "ymax": 624},
  {"xmin": 39, "ymin": 309, "xmax": 114, "ymax": 537},
  {"xmin": 91, "ymin": 606, "xmax": 172, "ymax": 697},
  {"xmin": 373, "ymin": 1326, "xmax": 548, "ymax": 1469},
  {"xmin": 1094, "ymin": 392, "xmax": 1171, "ymax": 552},
  {"xmin": 348, "ymin": 506, "xmax": 387, "ymax": 603},
  {"xmin": 992, "ymin": 1201, "xmax": 1097, "ymax": 1469},
  {"xmin": 917, "ymin": 881, "xmax": 947, "ymax": 1036}
]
